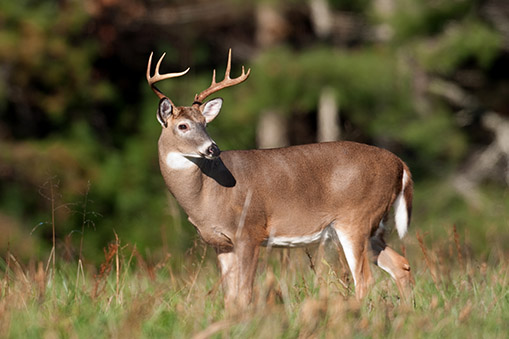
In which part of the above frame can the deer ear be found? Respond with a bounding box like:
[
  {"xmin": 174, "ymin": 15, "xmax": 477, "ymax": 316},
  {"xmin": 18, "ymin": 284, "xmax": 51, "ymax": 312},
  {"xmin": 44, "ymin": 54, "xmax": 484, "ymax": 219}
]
[
  {"xmin": 157, "ymin": 98, "xmax": 173, "ymax": 127},
  {"xmin": 201, "ymin": 98, "xmax": 223, "ymax": 123}
]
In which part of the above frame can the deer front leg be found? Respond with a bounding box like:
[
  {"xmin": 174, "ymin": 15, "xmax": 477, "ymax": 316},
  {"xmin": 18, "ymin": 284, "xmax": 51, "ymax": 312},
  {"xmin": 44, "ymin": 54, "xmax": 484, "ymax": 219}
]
[
  {"xmin": 217, "ymin": 241, "xmax": 260, "ymax": 310},
  {"xmin": 236, "ymin": 241, "xmax": 260, "ymax": 306},
  {"xmin": 217, "ymin": 250, "xmax": 239, "ymax": 310}
]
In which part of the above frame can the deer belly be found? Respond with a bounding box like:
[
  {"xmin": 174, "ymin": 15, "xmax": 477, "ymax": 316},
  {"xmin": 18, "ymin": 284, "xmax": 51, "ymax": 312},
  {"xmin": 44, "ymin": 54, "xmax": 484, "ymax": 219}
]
[{"xmin": 262, "ymin": 226, "xmax": 334, "ymax": 248}]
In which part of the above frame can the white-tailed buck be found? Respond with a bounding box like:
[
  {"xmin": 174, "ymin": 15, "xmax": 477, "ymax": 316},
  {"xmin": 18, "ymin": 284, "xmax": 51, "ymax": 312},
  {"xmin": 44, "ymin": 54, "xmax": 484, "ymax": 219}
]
[{"xmin": 146, "ymin": 50, "xmax": 414, "ymax": 308}]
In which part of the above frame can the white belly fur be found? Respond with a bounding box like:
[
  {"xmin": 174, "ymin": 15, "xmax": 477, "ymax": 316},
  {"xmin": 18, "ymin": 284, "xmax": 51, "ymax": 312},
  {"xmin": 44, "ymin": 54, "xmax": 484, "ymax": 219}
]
[{"xmin": 263, "ymin": 227, "xmax": 333, "ymax": 248}]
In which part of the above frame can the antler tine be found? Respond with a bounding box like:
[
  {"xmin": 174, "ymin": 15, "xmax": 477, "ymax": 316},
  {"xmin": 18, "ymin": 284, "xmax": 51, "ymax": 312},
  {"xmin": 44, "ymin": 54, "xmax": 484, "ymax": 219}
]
[
  {"xmin": 211, "ymin": 69, "xmax": 217, "ymax": 86},
  {"xmin": 154, "ymin": 52, "xmax": 166, "ymax": 76},
  {"xmin": 225, "ymin": 48, "xmax": 232, "ymax": 80},
  {"xmin": 146, "ymin": 52, "xmax": 155, "ymax": 84},
  {"xmin": 194, "ymin": 49, "xmax": 251, "ymax": 106},
  {"xmin": 146, "ymin": 52, "xmax": 190, "ymax": 100}
]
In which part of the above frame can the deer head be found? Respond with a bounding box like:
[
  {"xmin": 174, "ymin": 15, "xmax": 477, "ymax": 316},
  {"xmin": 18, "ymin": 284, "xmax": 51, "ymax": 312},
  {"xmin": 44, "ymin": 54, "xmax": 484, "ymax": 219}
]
[{"xmin": 146, "ymin": 50, "xmax": 250, "ymax": 161}]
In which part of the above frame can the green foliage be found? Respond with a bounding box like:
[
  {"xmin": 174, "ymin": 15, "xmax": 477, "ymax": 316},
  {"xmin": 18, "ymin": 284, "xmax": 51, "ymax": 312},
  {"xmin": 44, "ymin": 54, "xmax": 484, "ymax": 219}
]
[
  {"xmin": 246, "ymin": 47, "xmax": 411, "ymax": 123},
  {"xmin": 0, "ymin": 0, "xmax": 507, "ymax": 263},
  {"xmin": 413, "ymin": 181, "xmax": 509, "ymax": 256},
  {"xmin": 389, "ymin": 0, "xmax": 476, "ymax": 41},
  {"xmin": 0, "ymin": 0, "xmax": 100, "ymax": 123},
  {"xmin": 329, "ymin": 0, "xmax": 371, "ymax": 12},
  {"xmin": 400, "ymin": 108, "xmax": 468, "ymax": 166},
  {"xmin": 416, "ymin": 20, "xmax": 502, "ymax": 74}
]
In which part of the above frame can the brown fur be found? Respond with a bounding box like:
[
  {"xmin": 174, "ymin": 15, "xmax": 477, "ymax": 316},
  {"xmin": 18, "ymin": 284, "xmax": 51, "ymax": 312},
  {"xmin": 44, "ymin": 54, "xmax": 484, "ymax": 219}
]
[{"xmin": 156, "ymin": 103, "xmax": 414, "ymax": 309}]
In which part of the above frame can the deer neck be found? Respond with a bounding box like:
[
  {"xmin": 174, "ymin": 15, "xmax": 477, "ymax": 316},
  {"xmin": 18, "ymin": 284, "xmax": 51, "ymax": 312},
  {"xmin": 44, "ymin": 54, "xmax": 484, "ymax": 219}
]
[
  {"xmin": 159, "ymin": 149, "xmax": 237, "ymax": 216},
  {"xmin": 159, "ymin": 150, "xmax": 205, "ymax": 208}
]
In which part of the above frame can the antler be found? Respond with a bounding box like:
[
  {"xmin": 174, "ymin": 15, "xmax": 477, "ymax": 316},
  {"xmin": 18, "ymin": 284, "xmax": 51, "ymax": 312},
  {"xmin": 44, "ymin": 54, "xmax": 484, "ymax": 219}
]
[
  {"xmin": 146, "ymin": 52, "xmax": 190, "ymax": 100},
  {"xmin": 193, "ymin": 49, "xmax": 251, "ymax": 106}
]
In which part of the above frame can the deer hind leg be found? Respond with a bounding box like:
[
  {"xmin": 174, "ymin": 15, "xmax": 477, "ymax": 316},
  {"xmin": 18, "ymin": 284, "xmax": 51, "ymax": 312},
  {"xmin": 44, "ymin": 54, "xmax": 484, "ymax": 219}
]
[
  {"xmin": 334, "ymin": 228, "xmax": 374, "ymax": 299},
  {"xmin": 217, "ymin": 242, "xmax": 260, "ymax": 310},
  {"xmin": 370, "ymin": 226, "xmax": 414, "ymax": 299}
]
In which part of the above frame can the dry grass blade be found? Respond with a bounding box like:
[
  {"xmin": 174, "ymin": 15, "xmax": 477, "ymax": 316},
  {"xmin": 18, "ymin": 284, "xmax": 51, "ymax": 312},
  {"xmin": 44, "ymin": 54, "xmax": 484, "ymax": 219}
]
[
  {"xmin": 416, "ymin": 231, "xmax": 441, "ymax": 292},
  {"xmin": 114, "ymin": 231, "xmax": 120, "ymax": 304},
  {"xmin": 34, "ymin": 262, "xmax": 46, "ymax": 301},
  {"xmin": 452, "ymin": 224, "xmax": 464, "ymax": 270},
  {"xmin": 119, "ymin": 244, "xmax": 137, "ymax": 294},
  {"xmin": 304, "ymin": 248, "xmax": 317, "ymax": 275},
  {"xmin": 191, "ymin": 319, "xmax": 235, "ymax": 339},
  {"xmin": 9, "ymin": 254, "xmax": 29, "ymax": 286},
  {"xmin": 92, "ymin": 241, "xmax": 119, "ymax": 299},
  {"xmin": 186, "ymin": 244, "xmax": 207, "ymax": 302}
]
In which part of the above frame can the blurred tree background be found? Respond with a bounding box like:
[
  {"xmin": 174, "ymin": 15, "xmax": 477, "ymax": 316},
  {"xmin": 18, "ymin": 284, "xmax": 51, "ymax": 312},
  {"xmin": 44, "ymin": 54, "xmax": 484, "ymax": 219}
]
[{"xmin": 0, "ymin": 0, "xmax": 508, "ymax": 263}]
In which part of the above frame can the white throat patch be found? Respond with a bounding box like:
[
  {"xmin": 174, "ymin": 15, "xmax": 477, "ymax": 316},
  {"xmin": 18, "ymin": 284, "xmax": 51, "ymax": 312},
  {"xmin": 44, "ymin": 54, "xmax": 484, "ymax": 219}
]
[{"xmin": 165, "ymin": 152, "xmax": 196, "ymax": 170}]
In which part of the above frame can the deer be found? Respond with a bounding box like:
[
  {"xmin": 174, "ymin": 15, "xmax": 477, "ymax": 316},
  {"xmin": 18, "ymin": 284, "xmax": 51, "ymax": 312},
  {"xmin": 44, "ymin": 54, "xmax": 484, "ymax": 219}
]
[{"xmin": 146, "ymin": 50, "xmax": 414, "ymax": 309}]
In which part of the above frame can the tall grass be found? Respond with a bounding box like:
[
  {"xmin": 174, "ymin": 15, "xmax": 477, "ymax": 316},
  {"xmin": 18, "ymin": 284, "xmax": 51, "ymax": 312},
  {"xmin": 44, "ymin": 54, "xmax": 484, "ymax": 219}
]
[
  {"xmin": 1, "ymin": 180, "xmax": 507, "ymax": 337},
  {"xmin": 0, "ymin": 224, "xmax": 507, "ymax": 338}
]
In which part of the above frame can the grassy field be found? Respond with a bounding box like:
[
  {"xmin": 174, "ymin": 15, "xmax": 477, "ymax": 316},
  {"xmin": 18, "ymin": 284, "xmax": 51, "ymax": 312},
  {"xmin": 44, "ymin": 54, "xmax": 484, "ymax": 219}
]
[
  {"xmin": 1, "ymin": 222, "xmax": 507, "ymax": 339},
  {"xmin": 1, "ymin": 183, "xmax": 508, "ymax": 338}
]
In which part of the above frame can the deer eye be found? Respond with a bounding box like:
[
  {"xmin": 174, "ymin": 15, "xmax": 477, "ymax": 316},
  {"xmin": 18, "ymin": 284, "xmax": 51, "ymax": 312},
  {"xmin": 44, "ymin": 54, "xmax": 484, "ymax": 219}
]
[{"xmin": 178, "ymin": 123, "xmax": 189, "ymax": 131}]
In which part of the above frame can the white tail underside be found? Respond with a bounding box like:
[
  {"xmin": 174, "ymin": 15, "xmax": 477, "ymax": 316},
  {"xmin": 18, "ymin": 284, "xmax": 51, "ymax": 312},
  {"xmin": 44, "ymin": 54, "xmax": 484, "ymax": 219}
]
[{"xmin": 394, "ymin": 170, "xmax": 409, "ymax": 239}]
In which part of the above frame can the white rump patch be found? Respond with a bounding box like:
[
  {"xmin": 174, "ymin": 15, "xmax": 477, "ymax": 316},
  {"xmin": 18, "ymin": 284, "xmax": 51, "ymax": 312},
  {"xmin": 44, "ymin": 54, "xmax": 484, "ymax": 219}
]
[
  {"xmin": 165, "ymin": 152, "xmax": 195, "ymax": 170},
  {"xmin": 394, "ymin": 170, "xmax": 409, "ymax": 239}
]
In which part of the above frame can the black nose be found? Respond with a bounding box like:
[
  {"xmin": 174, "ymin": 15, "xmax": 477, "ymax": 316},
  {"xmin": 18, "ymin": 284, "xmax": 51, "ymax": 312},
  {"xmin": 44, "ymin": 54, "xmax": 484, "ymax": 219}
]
[{"xmin": 207, "ymin": 144, "xmax": 221, "ymax": 158}]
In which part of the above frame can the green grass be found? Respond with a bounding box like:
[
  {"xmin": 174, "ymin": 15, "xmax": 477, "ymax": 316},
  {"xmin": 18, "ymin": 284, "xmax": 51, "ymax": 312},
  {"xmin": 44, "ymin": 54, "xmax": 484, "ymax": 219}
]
[
  {"xmin": 1, "ymin": 228, "xmax": 508, "ymax": 339},
  {"xmin": 1, "ymin": 183, "xmax": 508, "ymax": 338}
]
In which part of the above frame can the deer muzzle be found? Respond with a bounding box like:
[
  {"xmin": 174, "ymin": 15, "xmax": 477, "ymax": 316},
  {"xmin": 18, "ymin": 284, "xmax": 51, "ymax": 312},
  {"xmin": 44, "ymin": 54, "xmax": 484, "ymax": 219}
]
[{"xmin": 205, "ymin": 143, "xmax": 221, "ymax": 159}]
